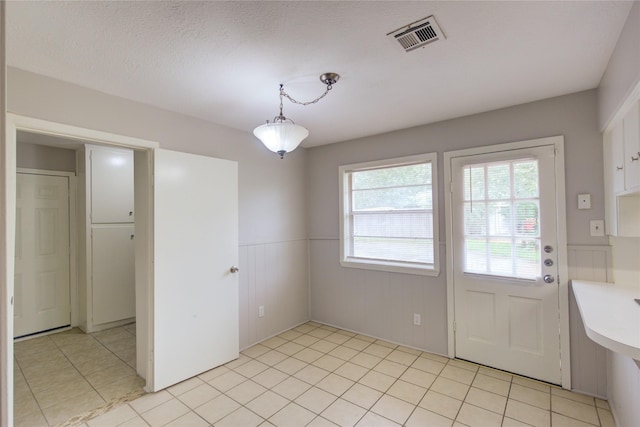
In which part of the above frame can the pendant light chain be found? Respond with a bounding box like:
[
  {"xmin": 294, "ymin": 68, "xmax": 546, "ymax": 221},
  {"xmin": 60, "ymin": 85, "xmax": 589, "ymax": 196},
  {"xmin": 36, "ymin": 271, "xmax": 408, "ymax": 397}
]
[{"xmin": 280, "ymin": 84, "xmax": 333, "ymax": 107}]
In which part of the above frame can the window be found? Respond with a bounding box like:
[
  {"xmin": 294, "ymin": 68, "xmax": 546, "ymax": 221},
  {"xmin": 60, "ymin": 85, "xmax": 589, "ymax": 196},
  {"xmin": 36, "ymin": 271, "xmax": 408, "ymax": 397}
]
[
  {"xmin": 462, "ymin": 158, "xmax": 540, "ymax": 279},
  {"xmin": 339, "ymin": 153, "xmax": 439, "ymax": 276}
]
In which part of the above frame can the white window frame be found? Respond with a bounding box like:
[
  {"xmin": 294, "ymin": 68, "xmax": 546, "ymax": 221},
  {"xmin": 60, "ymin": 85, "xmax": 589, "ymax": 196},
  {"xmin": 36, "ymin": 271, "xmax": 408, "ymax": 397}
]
[{"xmin": 339, "ymin": 153, "xmax": 439, "ymax": 276}]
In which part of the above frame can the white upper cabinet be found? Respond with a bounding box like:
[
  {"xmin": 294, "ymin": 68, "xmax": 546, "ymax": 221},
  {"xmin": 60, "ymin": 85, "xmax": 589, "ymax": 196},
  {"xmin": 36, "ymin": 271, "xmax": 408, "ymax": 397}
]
[
  {"xmin": 90, "ymin": 148, "xmax": 134, "ymax": 223},
  {"xmin": 623, "ymin": 102, "xmax": 640, "ymax": 192}
]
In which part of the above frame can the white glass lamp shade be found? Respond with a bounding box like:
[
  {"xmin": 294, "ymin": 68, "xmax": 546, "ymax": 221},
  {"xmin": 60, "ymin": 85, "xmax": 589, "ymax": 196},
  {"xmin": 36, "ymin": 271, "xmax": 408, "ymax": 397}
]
[{"xmin": 253, "ymin": 122, "xmax": 309, "ymax": 158}]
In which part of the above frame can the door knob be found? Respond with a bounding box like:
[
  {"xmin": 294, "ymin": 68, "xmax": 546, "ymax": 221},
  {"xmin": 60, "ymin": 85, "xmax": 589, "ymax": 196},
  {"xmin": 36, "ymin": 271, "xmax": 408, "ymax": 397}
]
[
  {"xmin": 230, "ymin": 266, "xmax": 239, "ymax": 274},
  {"xmin": 543, "ymin": 274, "xmax": 555, "ymax": 284},
  {"xmin": 544, "ymin": 259, "xmax": 554, "ymax": 267}
]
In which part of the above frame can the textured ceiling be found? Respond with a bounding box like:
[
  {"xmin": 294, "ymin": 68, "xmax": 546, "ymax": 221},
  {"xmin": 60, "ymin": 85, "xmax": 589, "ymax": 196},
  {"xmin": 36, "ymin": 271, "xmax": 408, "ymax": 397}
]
[{"xmin": 6, "ymin": 1, "xmax": 633, "ymax": 147}]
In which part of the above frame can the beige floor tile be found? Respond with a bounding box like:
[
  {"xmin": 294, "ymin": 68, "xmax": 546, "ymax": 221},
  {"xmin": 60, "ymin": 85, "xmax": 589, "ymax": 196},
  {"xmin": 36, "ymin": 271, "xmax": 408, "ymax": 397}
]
[
  {"xmin": 400, "ymin": 367, "xmax": 436, "ymax": 389},
  {"xmin": 194, "ymin": 394, "xmax": 241, "ymax": 424},
  {"xmin": 226, "ymin": 379, "xmax": 267, "ymax": 404},
  {"xmin": 420, "ymin": 352, "xmax": 450, "ymax": 364},
  {"xmin": 356, "ymin": 411, "xmax": 402, "ymax": 426},
  {"xmin": 505, "ymin": 399, "xmax": 551, "ymax": 427},
  {"xmin": 94, "ymin": 374, "xmax": 145, "ymax": 402},
  {"xmin": 118, "ymin": 415, "xmax": 150, "ymax": 427},
  {"xmin": 260, "ymin": 336, "xmax": 288, "ymax": 349},
  {"xmin": 334, "ymin": 362, "xmax": 369, "ymax": 382},
  {"xmin": 246, "ymin": 390, "xmax": 290, "ymax": 419},
  {"xmin": 325, "ymin": 333, "xmax": 351, "ymax": 345},
  {"xmin": 419, "ymin": 390, "xmax": 462, "ymax": 420},
  {"xmin": 310, "ymin": 340, "xmax": 339, "ymax": 354},
  {"xmin": 355, "ymin": 334, "xmax": 376, "ymax": 343},
  {"xmin": 130, "ymin": 390, "xmax": 174, "ymax": 414},
  {"xmin": 431, "ymin": 376, "xmax": 471, "ymax": 401},
  {"xmin": 292, "ymin": 334, "xmax": 320, "ymax": 347},
  {"xmin": 277, "ymin": 341, "xmax": 306, "ymax": 356},
  {"xmin": 313, "ymin": 354, "xmax": 346, "ymax": 372},
  {"xmin": 278, "ymin": 329, "xmax": 303, "ymax": 341},
  {"xmin": 386, "ymin": 379, "xmax": 427, "ymax": 405},
  {"xmin": 163, "ymin": 410, "xmax": 209, "ymax": 427},
  {"xmin": 385, "ymin": 349, "xmax": 418, "ymax": 366},
  {"xmin": 274, "ymin": 357, "xmax": 308, "ymax": 375},
  {"xmin": 224, "ymin": 354, "xmax": 252, "ymax": 369},
  {"xmin": 343, "ymin": 338, "xmax": 371, "ymax": 351},
  {"xmin": 373, "ymin": 360, "xmax": 407, "ymax": 378},
  {"xmin": 321, "ymin": 398, "xmax": 367, "ymax": 427},
  {"xmin": 87, "ymin": 404, "xmax": 138, "ymax": 426},
  {"xmin": 359, "ymin": 370, "xmax": 396, "ymax": 393},
  {"xmin": 167, "ymin": 376, "xmax": 205, "ymax": 397},
  {"xmin": 371, "ymin": 394, "xmax": 415, "ymax": 425},
  {"xmin": 512, "ymin": 376, "xmax": 551, "ymax": 393},
  {"xmin": 440, "ymin": 365, "xmax": 477, "ymax": 385},
  {"xmin": 252, "ymin": 367, "xmax": 289, "ymax": 389},
  {"xmin": 217, "ymin": 406, "xmax": 264, "ymax": 427},
  {"xmin": 294, "ymin": 365, "xmax": 330, "ymax": 385},
  {"xmin": 34, "ymin": 376, "xmax": 95, "ymax": 409},
  {"xmin": 257, "ymin": 349, "xmax": 289, "ymax": 366},
  {"xmin": 411, "ymin": 356, "xmax": 446, "ymax": 375},
  {"xmin": 595, "ymin": 398, "xmax": 610, "ymax": 410},
  {"xmin": 293, "ymin": 347, "xmax": 325, "ymax": 364},
  {"xmin": 406, "ymin": 407, "xmax": 453, "ymax": 427},
  {"xmin": 509, "ymin": 383, "xmax": 550, "ymax": 410},
  {"xmin": 269, "ymin": 402, "xmax": 316, "ymax": 427},
  {"xmin": 41, "ymin": 389, "xmax": 105, "ymax": 426},
  {"xmin": 72, "ymin": 352, "xmax": 126, "ymax": 377},
  {"xmin": 336, "ymin": 330, "xmax": 357, "ymax": 337},
  {"xmin": 456, "ymin": 402, "xmax": 503, "ymax": 427},
  {"xmin": 351, "ymin": 352, "xmax": 383, "ymax": 369},
  {"xmin": 464, "ymin": 387, "xmax": 507, "ymax": 415},
  {"xmin": 363, "ymin": 343, "xmax": 394, "ymax": 358},
  {"xmin": 27, "ymin": 366, "xmax": 85, "ymax": 393},
  {"xmin": 294, "ymin": 324, "xmax": 318, "ymax": 334},
  {"xmin": 85, "ymin": 361, "xmax": 137, "ymax": 389},
  {"xmin": 295, "ymin": 387, "xmax": 338, "ymax": 414},
  {"xmin": 472, "ymin": 373, "xmax": 511, "ymax": 396},
  {"xmin": 308, "ymin": 328, "xmax": 334, "ymax": 339},
  {"xmin": 551, "ymin": 412, "xmax": 598, "ymax": 427},
  {"xmin": 141, "ymin": 398, "xmax": 190, "ymax": 427},
  {"xmin": 242, "ymin": 344, "xmax": 271, "ymax": 359},
  {"xmin": 197, "ymin": 365, "xmax": 230, "ymax": 382},
  {"xmin": 597, "ymin": 407, "xmax": 616, "ymax": 427},
  {"xmin": 177, "ymin": 383, "xmax": 221, "ymax": 409},
  {"xmin": 448, "ymin": 359, "xmax": 480, "ymax": 372},
  {"xmin": 14, "ymin": 410, "xmax": 48, "ymax": 427},
  {"xmin": 478, "ymin": 366, "xmax": 513, "ymax": 382},
  {"xmin": 316, "ymin": 373, "xmax": 355, "ymax": 396},
  {"xmin": 207, "ymin": 370, "xmax": 247, "ymax": 392},
  {"xmin": 342, "ymin": 383, "xmax": 383, "ymax": 410},
  {"xmin": 234, "ymin": 359, "xmax": 269, "ymax": 378},
  {"xmin": 328, "ymin": 346, "xmax": 359, "ymax": 361},
  {"xmin": 271, "ymin": 376, "xmax": 311, "ymax": 400},
  {"xmin": 502, "ymin": 416, "xmax": 532, "ymax": 427},
  {"xmin": 551, "ymin": 395, "xmax": 599, "ymax": 425},
  {"xmin": 551, "ymin": 388, "xmax": 595, "ymax": 406}
]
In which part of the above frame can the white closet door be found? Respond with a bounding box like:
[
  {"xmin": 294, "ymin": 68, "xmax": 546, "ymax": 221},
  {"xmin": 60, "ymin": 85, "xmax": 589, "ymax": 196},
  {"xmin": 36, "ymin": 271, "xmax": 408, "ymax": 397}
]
[
  {"xmin": 91, "ymin": 224, "xmax": 135, "ymax": 325},
  {"xmin": 152, "ymin": 149, "xmax": 239, "ymax": 391},
  {"xmin": 91, "ymin": 147, "xmax": 134, "ymax": 223}
]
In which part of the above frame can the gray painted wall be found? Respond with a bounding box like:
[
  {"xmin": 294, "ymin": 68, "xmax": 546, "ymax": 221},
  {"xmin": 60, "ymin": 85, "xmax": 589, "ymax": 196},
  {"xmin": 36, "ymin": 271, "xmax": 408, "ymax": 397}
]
[
  {"xmin": 307, "ymin": 89, "xmax": 607, "ymax": 393},
  {"xmin": 7, "ymin": 67, "xmax": 310, "ymax": 350},
  {"xmin": 16, "ymin": 142, "xmax": 76, "ymax": 172}
]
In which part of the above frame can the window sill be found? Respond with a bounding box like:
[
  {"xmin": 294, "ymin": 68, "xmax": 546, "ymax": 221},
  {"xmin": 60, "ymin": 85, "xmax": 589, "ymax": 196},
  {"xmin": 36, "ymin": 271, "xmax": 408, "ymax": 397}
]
[{"xmin": 340, "ymin": 258, "xmax": 440, "ymax": 277}]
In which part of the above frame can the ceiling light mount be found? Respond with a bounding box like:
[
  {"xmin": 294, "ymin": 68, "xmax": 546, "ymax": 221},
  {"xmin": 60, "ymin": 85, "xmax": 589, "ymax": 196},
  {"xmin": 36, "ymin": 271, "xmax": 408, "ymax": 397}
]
[{"xmin": 254, "ymin": 72, "xmax": 340, "ymax": 159}]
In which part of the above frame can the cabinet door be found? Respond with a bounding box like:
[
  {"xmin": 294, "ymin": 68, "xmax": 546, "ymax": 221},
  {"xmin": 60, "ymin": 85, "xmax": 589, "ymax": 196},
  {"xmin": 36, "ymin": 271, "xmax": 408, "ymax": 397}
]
[
  {"xmin": 91, "ymin": 148, "xmax": 134, "ymax": 223},
  {"xmin": 92, "ymin": 225, "xmax": 135, "ymax": 325},
  {"xmin": 604, "ymin": 131, "xmax": 622, "ymax": 235},
  {"xmin": 623, "ymin": 102, "xmax": 640, "ymax": 191}
]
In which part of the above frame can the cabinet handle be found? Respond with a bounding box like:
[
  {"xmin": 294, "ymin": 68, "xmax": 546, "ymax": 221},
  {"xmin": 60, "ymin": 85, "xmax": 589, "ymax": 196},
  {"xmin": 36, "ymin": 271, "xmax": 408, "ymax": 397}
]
[
  {"xmin": 130, "ymin": 234, "xmax": 135, "ymax": 240},
  {"xmin": 616, "ymin": 166, "xmax": 623, "ymax": 171},
  {"xmin": 129, "ymin": 211, "xmax": 133, "ymax": 216},
  {"xmin": 632, "ymin": 156, "xmax": 639, "ymax": 162}
]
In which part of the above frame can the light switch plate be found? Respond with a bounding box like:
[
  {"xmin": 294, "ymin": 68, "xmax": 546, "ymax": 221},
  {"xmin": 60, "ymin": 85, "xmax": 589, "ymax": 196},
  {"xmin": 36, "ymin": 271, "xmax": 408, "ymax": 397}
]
[
  {"xmin": 590, "ymin": 220, "xmax": 605, "ymax": 237},
  {"xmin": 578, "ymin": 194, "xmax": 591, "ymax": 209}
]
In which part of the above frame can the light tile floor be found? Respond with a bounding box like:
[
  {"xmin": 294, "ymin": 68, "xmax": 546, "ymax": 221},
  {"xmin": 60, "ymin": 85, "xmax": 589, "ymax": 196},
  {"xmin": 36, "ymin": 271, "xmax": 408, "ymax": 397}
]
[
  {"xmin": 72, "ymin": 321, "xmax": 615, "ymax": 427},
  {"xmin": 14, "ymin": 323, "xmax": 144, "ymax": 427}
]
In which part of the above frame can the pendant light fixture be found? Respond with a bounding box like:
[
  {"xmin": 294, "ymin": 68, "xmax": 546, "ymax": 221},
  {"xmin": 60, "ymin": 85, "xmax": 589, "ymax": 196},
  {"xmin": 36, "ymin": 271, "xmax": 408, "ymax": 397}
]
[{"xmin": 253, "ymin": 73, "xmax": 339, "ymax": 159}]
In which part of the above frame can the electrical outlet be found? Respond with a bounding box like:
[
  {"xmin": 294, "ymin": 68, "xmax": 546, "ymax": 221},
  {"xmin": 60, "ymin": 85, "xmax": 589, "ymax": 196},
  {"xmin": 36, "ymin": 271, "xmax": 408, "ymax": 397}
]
[
  {"xmin": 578, "ymin": 194, "xmax": 591, "ymax": 210},
  {"xmin": 413, "ymin": 313, "xmax": 421, "ymax": 326},
  {"xmin": 258, "ymin": 305, "xmax": 264, "ymax": 318}
]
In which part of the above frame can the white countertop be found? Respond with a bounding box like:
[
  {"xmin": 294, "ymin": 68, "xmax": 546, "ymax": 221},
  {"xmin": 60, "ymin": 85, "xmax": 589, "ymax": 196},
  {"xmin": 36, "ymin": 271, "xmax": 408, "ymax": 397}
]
[{"xmin": 572, "ymin": 280, "xmax": 640, "ymax": 360}]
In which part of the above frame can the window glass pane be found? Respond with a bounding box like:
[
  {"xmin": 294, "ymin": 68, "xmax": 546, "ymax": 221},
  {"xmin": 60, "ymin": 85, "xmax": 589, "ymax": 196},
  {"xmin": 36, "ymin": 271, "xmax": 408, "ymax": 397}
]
[
  {"xmin": 353, "ymin": 237, "xmax": 433, "ymax": 264},
  {"xmin": 514, "ymin": 161, "xmax": 538, "ymax": 199},
  {"xmin": 353, "ymin": 185, "xmax": 432, "ymax": 210},
  {"xmin": 463, "ymin": 166, "xmax": 485, "ymax": 201},
  {"xmin": 352, "ymin": 163, "xmax": 431, "ymax": 190},
  {"xmin": 462, "ymin": 158, "xmax": 540, "ymax": 279}
]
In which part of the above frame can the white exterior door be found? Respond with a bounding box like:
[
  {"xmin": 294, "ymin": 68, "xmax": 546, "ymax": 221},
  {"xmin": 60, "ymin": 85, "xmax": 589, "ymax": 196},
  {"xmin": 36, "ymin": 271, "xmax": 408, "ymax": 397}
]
[
  {"xmin": 451, "ymin": 144, "xmax": 562, "ymax": 384},
  {"xmin": 14, "ymin": 173, "xmax": 70, "ymax": 338},
  {"xmin": 152, "ymin": 149, "xmax": 239, "ymax": 391}
]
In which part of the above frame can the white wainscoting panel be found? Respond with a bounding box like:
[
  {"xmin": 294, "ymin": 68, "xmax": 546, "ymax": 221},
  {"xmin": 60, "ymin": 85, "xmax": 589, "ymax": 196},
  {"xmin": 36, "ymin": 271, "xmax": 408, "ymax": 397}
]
[
  {"xmin": 239, "ymin": 239, "xmax": 309, "ymax": 350},
  {"xmin": 567, "ymin": 245, "xmax": 612, "ymax": 398}
]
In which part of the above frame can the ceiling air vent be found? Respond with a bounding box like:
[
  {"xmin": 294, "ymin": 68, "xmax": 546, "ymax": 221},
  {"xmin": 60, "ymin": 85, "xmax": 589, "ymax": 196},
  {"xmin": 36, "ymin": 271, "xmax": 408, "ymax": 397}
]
[{"xmin": 387, "ymin": 15, "xmax": 445, "ymax": 53}]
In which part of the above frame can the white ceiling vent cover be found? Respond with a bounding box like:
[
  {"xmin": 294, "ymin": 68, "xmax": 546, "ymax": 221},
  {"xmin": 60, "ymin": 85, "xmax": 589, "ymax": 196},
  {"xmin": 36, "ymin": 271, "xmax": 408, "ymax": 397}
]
[{"xmin": 387, "ymin": 15, "xmax": 445, "ymax": 53}]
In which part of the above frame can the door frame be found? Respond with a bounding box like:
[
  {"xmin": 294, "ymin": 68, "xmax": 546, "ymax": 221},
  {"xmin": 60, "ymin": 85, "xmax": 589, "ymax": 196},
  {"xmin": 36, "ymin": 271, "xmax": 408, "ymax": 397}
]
[
  {"xmin": 444, "ymin": 135, "xmax": 571, "ymax": 389},
  {"xmin": 2, "ymin": 114, "xmax": 160, "ymax": 425},
  {"xmin": 16, "ymin": 169, "xmax": 78, "ymax": 335}
]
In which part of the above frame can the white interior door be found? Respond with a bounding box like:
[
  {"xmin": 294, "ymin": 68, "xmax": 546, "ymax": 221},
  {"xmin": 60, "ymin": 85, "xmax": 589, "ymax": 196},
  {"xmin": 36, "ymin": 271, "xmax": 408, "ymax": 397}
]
[
  {"xmin": 14, "ymin": 173, "xmax": 70, "ymax": 338},
  {"xmin": 152, "ymin": 149, "xmax": 239, "ymax": 391},
  {"xmin": 451, "ymin": 145, "xmax": 562, "ymax": 384}
]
